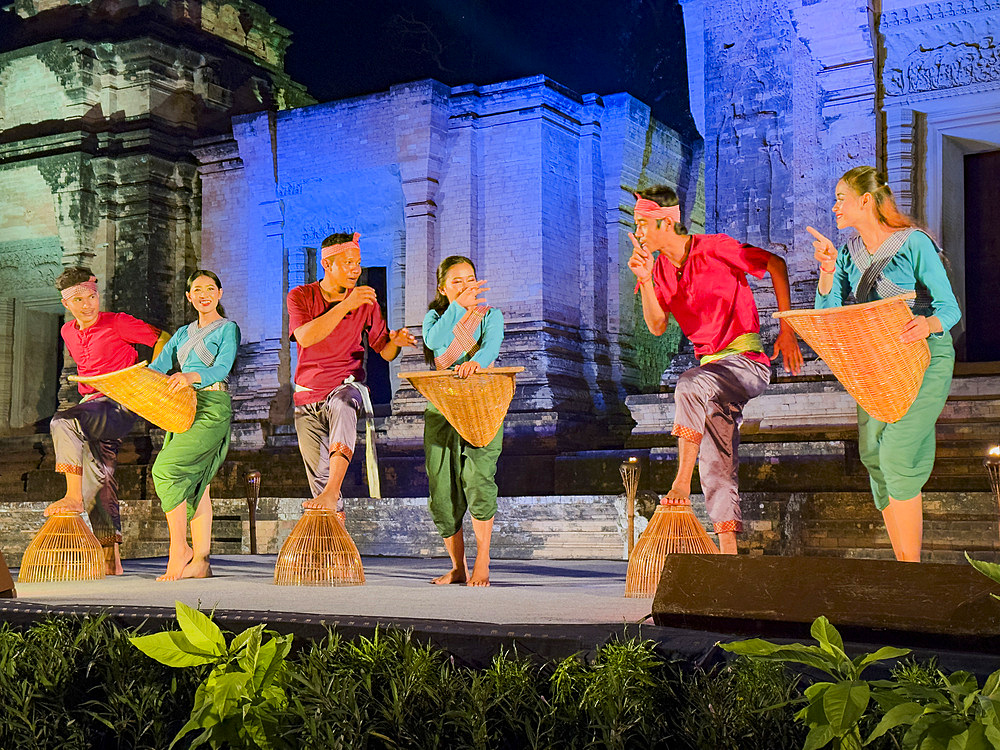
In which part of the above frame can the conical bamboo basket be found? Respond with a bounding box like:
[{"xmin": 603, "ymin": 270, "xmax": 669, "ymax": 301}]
[
  {"xmin": 69, "ymin": 361, "xmax": 197, "ymax": 433},
  {"xmin": 18, "ymin": 512, "xmax": 105, "ymax": 583},
  {"xmin": 273, "ymin": 510, "xmax": 365, "ymax": 586},
  {"xmin": 774, "ymin": 293, "xmax": 929, "ymax": 423},
  {"xmin": 400, "ymin": 367, "xmax": 523, "ymax": 447},
  {"xmin": 624, "ymin": 498, "xmax": 719, "ymax": 598}
]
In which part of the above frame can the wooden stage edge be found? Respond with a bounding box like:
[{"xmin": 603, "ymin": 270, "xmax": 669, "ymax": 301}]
[{"xmin": 652, "ymin": 554, "xmax": 1000, "ymax": 652}]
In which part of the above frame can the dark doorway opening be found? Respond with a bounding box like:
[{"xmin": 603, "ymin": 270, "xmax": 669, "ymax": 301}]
[
  {"xmin": 963, "ymin": 150, "xmax": 1000, "ymax": 362},
  {"xmin": 360, "ymin": 266, "xmax": 391, "ymax": 410}
]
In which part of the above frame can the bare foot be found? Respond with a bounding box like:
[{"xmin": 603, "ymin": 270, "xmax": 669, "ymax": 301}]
[
  {"xmin": 431, "ymin": 567, "xmax": 467, "ymax": 585},
  {"xmin": 302, "ymin": 489, "xmax": 340, "ymax": 512},
  {"xmin": 45, "ymin": 496, "xmax": 84, "ymax": 516},
  {"xmin": 104, "ymin": 544, "xmax": 124, "ymax": 576},
  {"xmin": 180, "ymin": 557, "xmax": 213, "ymax": 579},
  {"xmin": 717, "ymin": 531, "xmax": 737, "ymax": 555},
  {"xmin": 156, "ymin": 546, "xmax": 193, "ymax": 581},
  {"xmin": 468, "ymin": 556, "xmax": 490, "ymax": 587}
]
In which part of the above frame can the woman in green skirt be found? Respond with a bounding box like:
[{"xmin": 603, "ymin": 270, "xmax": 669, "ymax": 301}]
[
  {"xmin": 150, "ymin": 270, "xmax": 240, "ymax": 580},
  {"xmin": 808, "ymin": 167, "xmax": 960, "ymax": 562}
]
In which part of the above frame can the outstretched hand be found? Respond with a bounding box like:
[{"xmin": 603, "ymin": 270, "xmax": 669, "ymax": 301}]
[
  {"xmin": 389, "ymin": 328, "xmax": 417, "ymax": 348},
  {"xmin": 769, "ymin": 326, "xmax": 803, "ymax": 375},
  {"xmin": 806, "ymin": 226, "xmax": 837, "ymax": 271},
  {"xmin": 627, "ymin": 233, "xmax": 654, "ymax": 283}
]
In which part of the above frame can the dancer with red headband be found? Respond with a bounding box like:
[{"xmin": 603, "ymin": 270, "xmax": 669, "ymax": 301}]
[
  {"xmin": 46, "ymin": 266, "xmax": 170, "ymax": 574},
  {"xmin": 628, "ymin": 187, "xmax": 803, "ymax": 554},
  {"xmin": 287, "ymin": 232, "xmax": 416, "ymax": 520}
]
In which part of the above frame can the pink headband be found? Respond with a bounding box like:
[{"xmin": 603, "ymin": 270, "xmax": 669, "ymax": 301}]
[
  {"xmin": 634, "ymin": 195, "xmax": 681, "ymax": 223},
  {"xmin": 61, "ymin": 277, "xmax": 98, "ymax": 301},
  {"xmin": 321, "ymin": 232, "xmax": 361, "ymax": 261}
]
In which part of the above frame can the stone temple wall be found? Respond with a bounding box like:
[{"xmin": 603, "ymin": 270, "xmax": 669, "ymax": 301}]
[{"xmin": 196, "ymin": 76, "xmax": 701, "ymax": 453}]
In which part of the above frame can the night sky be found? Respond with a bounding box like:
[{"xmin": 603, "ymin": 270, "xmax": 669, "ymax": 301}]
[{"xmin": 256, "ymin": 0, "xmax": 697, "ymax": 140}]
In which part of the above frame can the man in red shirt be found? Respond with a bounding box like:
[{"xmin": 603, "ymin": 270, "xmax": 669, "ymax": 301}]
[
  {"xmin": 628, "ymin": 187, "xmax": 803, "ymax": 554},
  {"xmin": 287, "ymin": 232, "xmax": 416, "ymax": 518},
  {"xmin": 46, "ymin": 267, "xmax": 169, "ymax": 574}
]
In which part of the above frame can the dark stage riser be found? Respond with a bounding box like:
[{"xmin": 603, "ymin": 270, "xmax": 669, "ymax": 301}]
[{"xmin": 652, "ymin": 555, "xmax": 1000, "ymax": 652}]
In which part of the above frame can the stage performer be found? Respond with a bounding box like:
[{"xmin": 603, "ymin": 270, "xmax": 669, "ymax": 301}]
[
  {"xmin": 47, "ymin": 267, "xmax": 169, "ymax": 575},
  {"xmin": 422, "ymin": 256, "xmax": 504, "ymax": 586},
  {"xmin": 808, "ymin": 166, "xmax": 960, "ymax": 562},
  {"xmin": 628, "ymin": 186, "xmax": 803, "ymax": 554},
  {"xmin": 149, "ymin": 270, "xmax": 240, "ymax": 580},
  {"xmin": 287, "ymin": 232, "xmax": 416, "ymax": 521}
]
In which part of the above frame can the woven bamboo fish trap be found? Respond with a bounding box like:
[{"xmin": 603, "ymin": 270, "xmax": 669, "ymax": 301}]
[
  {"xmin": 18, "ymin": 512, "xmax": 105, "ymax": 583},
  {"xmin": 774, "ymin": 293, "xmax": 930, "ymax": 423},
  {"xmin": 274, "ymin": 510, "xmax": 365, "ymax": 586},
  {"xmin": 624, "ymin": 497, "xmax": 719, "ymax": 598},
  {"xmin": 399, "ymin": 367, "xmax": 523, "ymax": 447},
  {"xmin": 69, "ymin": 361, "xmax": 196, "ymax": 433}
]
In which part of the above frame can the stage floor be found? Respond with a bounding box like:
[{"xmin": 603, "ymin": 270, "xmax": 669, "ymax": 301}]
[{"xmin": 11, "ymin": 555, "xmax": 650, "ymax": 626}]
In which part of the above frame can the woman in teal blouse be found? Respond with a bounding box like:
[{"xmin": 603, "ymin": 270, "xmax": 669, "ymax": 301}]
[
  {"xmin": 808, "ymin": 166, "xmax": 960, "ymax": 562},
  {"xmin": 149, "ymin": 270, "xmax": 240, "ymax": 580},
  {"xmin": 422, "ymin": 255, "xmax": 504, "ymax": 587}
]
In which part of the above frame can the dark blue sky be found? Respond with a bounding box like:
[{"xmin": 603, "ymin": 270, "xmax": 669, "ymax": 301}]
[{"xmin": 259, "ymin": 0, "xmax": 696, "ymax": 140}]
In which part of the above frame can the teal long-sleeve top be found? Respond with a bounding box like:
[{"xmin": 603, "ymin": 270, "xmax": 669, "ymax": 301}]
[
  {"xmin": 422, "ymin": 302, "xmax": 504, "ymax": 367},
  {"xmin": 815, "ymin": 229, "xmax": 961, "ymax": 334},
  {"xmin": 149, "ymin": 319, "xmax": 241, "ymax": 388}
]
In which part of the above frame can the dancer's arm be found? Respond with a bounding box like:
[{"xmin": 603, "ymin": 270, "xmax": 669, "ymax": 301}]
[
  {"xmin": 765, "ymin": 253, "xmax": 803, "ymax": 374},
  {"xmin": 628, "ymin": 233, "xmax": 669, "ymax": 336}
]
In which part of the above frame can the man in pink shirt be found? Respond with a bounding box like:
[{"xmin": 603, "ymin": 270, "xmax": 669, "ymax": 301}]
[
  {"xmin": 287, "ymin": 232, "xmax": 416, "ymax": 518},
  {"xmin": 46, "ymin": 267, "xmax": 169, "ymax": 574},
  {"xmin": 628, "ymin": 187, "xmax": 803, "ymax": 554}
]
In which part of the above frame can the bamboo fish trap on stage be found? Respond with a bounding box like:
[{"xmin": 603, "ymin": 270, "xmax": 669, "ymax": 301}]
[
  {"xmin": 774, "ymin": 293, "xmax": 930, "ymax": 423},
  {"xmin": 69, "ymin": 361, "xmax": 197, "ymax": 433},
  {"xmin": 18, "ymin": 512, "xmax": 105, "ymax": 583},
  {"xmin": 274, "ymin": 510, "xmax": 366, "ymax": 586},
  {"xmin": 624, "ymin": 497, "xmax": 719, "ymax": 598},
  {"xmin": 399, "ymin": 367, "xmax": 524, "ymax": 447}
]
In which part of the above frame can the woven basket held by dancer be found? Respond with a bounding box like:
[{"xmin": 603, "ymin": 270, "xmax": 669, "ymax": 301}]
[
  {"xmin": 774, "ymin": 293, "xmax": 929, "ymax": 423},
  {"xmin": 69, "ymin": 360, "xmax": 197, "ymax": 433},
  {"xmin": 400, "ymin": 367, "xmax": 523, "ymax": 448}
]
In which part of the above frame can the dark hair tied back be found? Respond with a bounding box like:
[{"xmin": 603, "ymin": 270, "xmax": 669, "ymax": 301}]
[{"xmin": 186, "ymin": 269, "xmax": 226, "ymax": 318}]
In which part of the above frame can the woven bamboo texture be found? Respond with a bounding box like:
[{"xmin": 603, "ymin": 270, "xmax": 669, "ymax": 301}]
[
  {"xmin": 400, "ymin": 367, "xmax": 524, "ymax": 447},
  {"xmin": 69, "ymin": 361, "xmax": 196, "ymax": 433},
  {"xmin": 274, "ymin": 510, "xmax": 365, "ymax": 586},
  {"xmin": 624, "ymin": 498, "xmax": 719, "ymax": 598},
  {"xmin": 774, "ymin": 293, "xmax": 929, "ymax": 423},
  {"xmin": 18, "ymin": 512, "xmax": 105, "ymax": 583}
]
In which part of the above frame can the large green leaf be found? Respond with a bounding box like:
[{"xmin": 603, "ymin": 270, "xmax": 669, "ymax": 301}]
[
  {"xmin": 130, "ymin": 631, "xmax": 217, "ymax": 667},
  {"xmin": 175, "ymin": 601, "xmax": 225, "ymax": 656},
  {"xmin": 230, "ymin": 624, "xmax": 263, "ymax": 656},
  {"xmin": 981, "ymin": 670, "xmax": 1000, "ymax": 699},
  {"xmin": 855, "ymin": 646, "xmax": 911, "ymax": 673},
  {"xmin": 803, "ymin": 723, "xmax": 835, "ymax": 750},
  {"xmin": 811, "ymin": 617, "xmax": 845, "ymax": 656},
  {"xmin": 965, "ymin": 552, "xmax": 1000, "ymax": 587},
  {"xmin": 865, "ymin": 702, "xmax": 925, "ymax": 743},
  {"xmin": 211, "ymin": 672, "xmax": 251, "ymax": 721},
  {"xmin": 255, "ymin": 633, "xmax": 292, "ymax": 692},
  {"xmin": 236, "ymin": 627, "xmax": 262, "ymax": 676},
  {"xmin": 722, "ymin": 640, "xmax": 841, "ymax": 675},
  {"xmin": 822, "ymin": 681, "xmax": 870, "ymax": 735}
]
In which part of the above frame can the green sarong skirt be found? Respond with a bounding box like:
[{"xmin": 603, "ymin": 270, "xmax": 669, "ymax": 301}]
[
  {"xmin": 857, "ymin": 333, "xmax": 954, "ymax": 510},
  {"xmin": 424, "ymin": 402, "xmax": 502, "ymax": 539},
  {"xmin": 152, "ymin": 390, "xmax": 232, "ymax": 518}
]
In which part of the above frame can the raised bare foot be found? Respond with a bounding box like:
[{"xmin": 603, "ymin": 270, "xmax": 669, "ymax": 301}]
[
  {"xmin": 431, "ymin": 566, "xmax": 467, "ymax": 585},
  {"xmin": 302, "ymin": 489, "xmax": 340, "ymax": 512},
  {"xmin": 156, "ymin": 546, "xmax": 193, "ymax": 581},
  {"xmin": 44, "ymin": 496, "xmax": 84, "ymax": 516},
  {"xmin": 104, "ymin": 544, "xmax": 124, "ymax": 576},
  {"xmin": 180, "ymin": 556, "xmax": 213, "ymax": 579},
  {"xmin": 468, "ymin": 556, "xmax": 490, "ymax": 587}
]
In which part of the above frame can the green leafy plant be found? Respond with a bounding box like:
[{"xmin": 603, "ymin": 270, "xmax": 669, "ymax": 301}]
[
  {"xmin": 866, "ymin": 664, "xmax": 1000, "ymax": 749},
  {"xmin": 721, "ymin": 616, "xmax": 909, "ymax": 750},
  {"xmin": 965, "ymin": 551, "xmax": 1000, "ymax": 599},
  {"xmin": 130, "ymin": 601, "xmax": 292, "ymax": 749}
]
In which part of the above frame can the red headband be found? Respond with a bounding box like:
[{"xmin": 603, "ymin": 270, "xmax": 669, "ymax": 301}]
[
  {"xmin": 634, "ymin": 196, "xmax": 681, "ymax": 223},
  {"xmin": 321, "ymin": 232, "xmax": 361, "ymax": 261},
  {"xmin": 61, "ymin": 276, "xmax": 98, "ymax": 301}
]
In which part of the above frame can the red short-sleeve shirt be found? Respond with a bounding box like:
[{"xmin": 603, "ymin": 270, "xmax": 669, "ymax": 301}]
[
  {"xmin": 62, "ymin": 312, "xmax": 161, "ymax": 395},
  {"xmin": 650, "ymin": 234, "xmax": 772, "ymax": 367},
  {"xmin": 287, "ymin": 282, "xmax": 390, "ymax": 406}
]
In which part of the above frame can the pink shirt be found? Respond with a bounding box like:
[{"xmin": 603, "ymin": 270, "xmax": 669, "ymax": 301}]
[
  {"xmin": 650, "ymin": 234, "xmax": 772, "ymax": 367},
  {"xmin": 287, "ymin": 282, "xmax": 390, "ymax": 406},
  {"xmin": 62, "ymin": 312, "xmax": 161, "ymax": 395}
]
